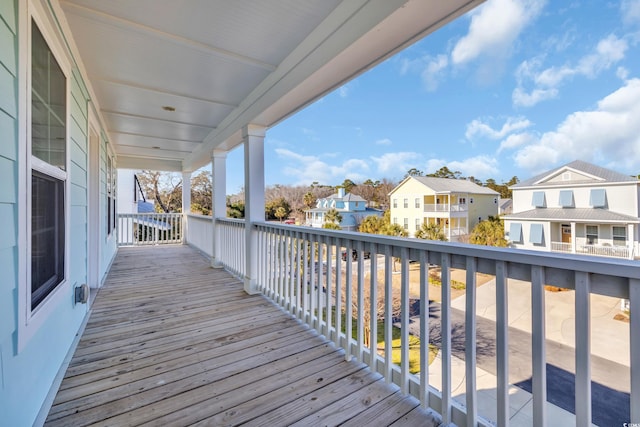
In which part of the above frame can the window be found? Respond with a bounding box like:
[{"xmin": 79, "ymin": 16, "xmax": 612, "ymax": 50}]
[
  {"xmin": 393, "ymin": 217, "xmax": 398, "ymax": 225},
  {"xmin": 30, "ymin": 21, "xmax": 67, "ymax": 310},
  {"xmin": 559, "ymin": 190, "xmax": 574, "ymax": 208},
  {"xmin": 403, "ymin": 198, "xmax": 408, "ymax": 208},
  {"xmin": 589, "ymin": 188, "xmax": 606, "ymax": 208},
  {"xmin": 529, "ymin": 224, "xmax": 544, "ymax": 245},
  {"xmin": 509, "ymin": 223, "xmax": 522, "ymax": 243},
  {"xmin": 613, "ymin": 226, "xmax": 626, "ymax": 246},
  {"xmin": 403, "ymin": 218, "xmax": 409, "ymax": 230},
  {"xmin": 532, "ymin": 191, "xmax": 546, "ymax": 208},
  {"xmin": 415, "ymin": 198, "xmax": 420, "ymax": 208},
  {"xmin": 586, "ymin": 225, "xmax": 598, "ymax": 245},
  {"xmin": 459, "ymin": 197, "xmax": 466, "ymax": 204},
  {"xmin": 415, "ymin": 218, "xmax": 420, "ymax": 230},
  {"xmin": 393, "ymin": 199, "xmax": 397, "ymax": 208}
]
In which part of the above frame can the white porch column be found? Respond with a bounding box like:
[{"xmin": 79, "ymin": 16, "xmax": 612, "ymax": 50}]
[
  {"xmin": 182, "ymin": 171, "xmax": 191, "ymax": 244},
  {"xmin": 571, "ymin": 222, "xmax": 577, "ymax": 254},
  {"xmin": 243, "ymin": 124, "xmax": 266, "ymax": 294},
  {"xmin": 211, "ymin": 150, "xmax": 227, "ymax": 268},
  {"xmin": 629, "ymin": 223, "xmax": 635, "ymax": 260}
]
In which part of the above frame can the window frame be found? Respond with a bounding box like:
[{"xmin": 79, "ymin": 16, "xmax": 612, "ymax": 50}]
[
  {"xmin": 403, "ymin": 198, "xmax": 408, "ymax": 208},
  {"xmin": 18, "ymin": 3, "xmax": 73, "ymax": 351},
  {"xmin": 414, "ymin": 197, "xmax": 420, "ymax": 208},
  {"xmin": 612, "ymin": 226, "xmax": 626, "ymax": 247},
  {"xmin": 585, "ymin": 225, "xmax": 598, "ymax": 245}
]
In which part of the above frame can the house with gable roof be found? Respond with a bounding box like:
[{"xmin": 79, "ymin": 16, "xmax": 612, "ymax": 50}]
[
  {"xmin": 389, "ymin": 176, "xmax": 500, "ymax": 240},
  {"xmin": 305, "ymin": 188, "xmax": 382, "ymax": 231},
  {"xmin": 504, "ymin": 160, "xmax": 640, "ymax": 259}
]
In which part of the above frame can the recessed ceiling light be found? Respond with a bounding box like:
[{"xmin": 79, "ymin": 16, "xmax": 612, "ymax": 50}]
[{"xmin": 162, "ymin": 105, "xmax": 176, "ymax": 112}]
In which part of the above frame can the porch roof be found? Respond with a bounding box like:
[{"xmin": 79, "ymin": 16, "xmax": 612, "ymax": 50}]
[
  {"xmin": 504, "ymin": 208, "xmax": 640, "ymax": 223},
  {"xmin": 58, "ymin": 0, "xmax": 483, "ymax": 172}
]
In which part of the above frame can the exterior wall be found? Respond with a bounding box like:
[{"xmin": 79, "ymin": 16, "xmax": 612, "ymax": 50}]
[
  {"xmin": 504, "ymin": 219, "xmax": 551, "ymax": 251},
  {"xmin": 116, "ymin": 169, "xmax": 137, "ymax": 214},
  {"xmin": 390, "ymin": 178, "xmax": 434, "ymax": 236},
  {"xmin": 0, "ymin": 2, "xmax": 117, "ymax": 425},
  {"xmin": 467, "ymin": 194, "xmax": 499, "ymax": 230}
]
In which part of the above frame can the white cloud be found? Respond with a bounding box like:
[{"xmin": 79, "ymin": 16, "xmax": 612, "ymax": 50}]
[
  {"xmin": 447, "ymin": 156, "xmax": 500, "ymax": 179},
  {"xmin": 498, "ymin": 132, "xmax": 536, "ymax": 153},
  {"xmin": 421, "ymin": 54, "xmax": 449, "ymax": 91},
  {"xmin": 375, "ymin": 138, "xmax": 392, "ymax": 146},
  {"xmin": 275, "ymin": 148, "xmax": 369, "ymax": 185},
  {"xmin": 371, "ymin": 152, "xmax": 423, "ymax": 176},
  {"xmin": 617, "ymin": 66, "xmax": 630, "ymax": 80},
  {"xmin": 513, "ymin": 34, "xmax": 628, "ymax": 107},
  {"xmin": 622, "ymin": 0, "xmax": 640, "ymax": 26},
  {"xmin": 338, "ymin": 85, "xmax": 350, "ymax": 98},
  {"xmin": 451, "ymin": 0, "xmax": 545, "ymax": 65},
  {"xmin": 465, "ymin": 116, "xmax": 533, "ymax": 140},
  {"xmin": 513, "ymin": 79, "xmax": 640, "ymax": 172}
]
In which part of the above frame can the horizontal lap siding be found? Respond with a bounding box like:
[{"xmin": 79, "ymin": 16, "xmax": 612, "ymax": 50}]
[{"xmin": 0, "ymin": 0, "xmax": 18, "ymax": 423}]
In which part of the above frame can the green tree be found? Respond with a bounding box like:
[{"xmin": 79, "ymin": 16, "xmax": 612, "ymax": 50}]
[
  {"xmin": 265, "ymin": 197, "xmax": 291, "ymax": 220},
  {"xmin": 415, "ymin": 222, "xmax": 447, "ymax": 241},
  {"xmin": 322, "ymin": 222, "xmax": 342, "ymax": 230},
  {"xmin": 359, "ymin": 215, "xmax": 386, "ymax": 234},
  {"xmin": 227, "ymin": 200, "xmax": 245, "ymax": 218},
  {"xmin": 340, "ymin": 179, "xmax": 356, "ymax": 193},
  {"xmin": 406, "ymin": 168, "xmax": 424, "ymax": 177},
  {"xmin": 427, "ymin": 166, "xmax": 461, "ymax": 179},
  {"xmin": 303, "ymin": 192, "xmax": 316, "ymax": 209},
  {"xmin": 275, "ymin": 206, "xmax": 288, "ymax": 222},
  {"xmin": 324, "ymin": 208, "xmax": 342, "ymax": 226},
  {"xmin": 469, "ymin": 216, "xmax": 508, "ymax": 247},
  {"xmin": 190, "ymin": 171, "xmax": 212, "ymax": 215}
]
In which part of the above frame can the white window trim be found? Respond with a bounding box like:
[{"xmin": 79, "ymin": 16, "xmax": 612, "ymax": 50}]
[
  {"xmin": 586, "ymin": 225, "xmax": 599, "ymax": 245},
  {"xmin": 18, "ymin": 2, "xmax": 73, "ymax": 352}
]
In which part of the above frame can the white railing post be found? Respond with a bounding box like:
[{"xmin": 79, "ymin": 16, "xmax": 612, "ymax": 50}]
[
  {"xmin": 211, "ymin": 150, "xmax": 227, "ymax": 268},
  {"xmin": 465, "ymin": 256, "xmax": 478, "ymax": 427},
  {"xmin": 496, "ymin": 260, "xmax": 509, "ymax": 427},
  {"xmin": 575, "ymin": 271, "xmax": 592, "ymax": 426},
  {"xmin": 631, "ymin": 279, "xmax": 640, "ymax": 423},
  {"xmin": 531, "ymin": 265, "xmax": 547, "ymax": 426}
]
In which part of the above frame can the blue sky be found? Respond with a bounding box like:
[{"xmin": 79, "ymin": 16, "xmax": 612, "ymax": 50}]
[{"xmin": 224, "ymin": 0, "xmax": 640, "ymax": 194}]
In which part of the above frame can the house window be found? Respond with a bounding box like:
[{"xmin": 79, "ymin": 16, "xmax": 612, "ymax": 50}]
[
  {"xmin": 415, "ymin": 198, "xmax": 420, "ymax": 208},
  {"xmin": 30, "ymin": 21, "xmax": 67, "ymax": 310},
  {"xmin": 613, "ymin": 226, "xmax": 626, "ymax": 246},
  {"xmin": 559, "ymin": 190, "xmax": 574, "ymax": 208},
  {"xmin": 393, "ymin": 199, "xmax": 397, "ymax": 208},
  {"xmin": 403, "ymin": 218, "xmax": 409, "ymax": 230},
  {"xmin": 415, "ymin": 218, "xmax": 420, "ymax": 230},
  {"xmin": 586, "ymin": 225, "xmax": 598, "ymax": 245},
  {"xmin": 393, "ymin": 217, "xmax": 398, "ymax": 225},
  {"xmin": 589, "ymin": 189, "xmax": 606, "ymax": 208},
  {"xmin": 532, "ymin": 191, "xmax": 546, "ymax": 208},
  {"xmin": 529, "ymin": 224, "xmax": 544, "ymax": 245},
  {"xmin": 403, "ymin": 198, "xmax": 408, "ymax": 208},
  {"xmin": 459, "ymin": 197, "xmax": 466, "ymax": 204},
  {"xmin": 509, "ymin": 223, "xmax": 522, "ymax": 243}
]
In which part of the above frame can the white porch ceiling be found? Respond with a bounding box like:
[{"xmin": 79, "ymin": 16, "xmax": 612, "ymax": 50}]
[{"xmin": 59, "ymin": 0, "xmax": 484, "ymax": 172}]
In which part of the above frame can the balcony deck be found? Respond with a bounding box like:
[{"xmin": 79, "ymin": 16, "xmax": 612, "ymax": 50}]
[{"xmin": 44, "ymin": 245, "xmax": 436, "ymax": 426}]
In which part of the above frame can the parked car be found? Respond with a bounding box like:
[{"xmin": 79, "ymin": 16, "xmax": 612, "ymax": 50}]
[{"xmin": 341, "ymin": 248, "xmax": 371, "ymax": 261}]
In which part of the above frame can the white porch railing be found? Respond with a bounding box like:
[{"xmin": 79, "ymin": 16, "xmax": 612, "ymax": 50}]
[
  {"xmin": 117, "ymin": 213, "xmax": 182, "ymax": 246},
  {"xmin": 185, "ymin": 214, "xmax": 213, "ymax": 257},
  {"xmin": 551, "ymin": 241, "xmax": 631, "ymax": 259},
  {"xmin": 424, "ymin": 203, "xmax": 468, "ymax": 212},
  {"xmin": 216, "ymin": 217, "xmax": 246, "ymax": 278},
  {"xmin": 244, "ymin": 222, "xmax": 638, "ymax": 427}
]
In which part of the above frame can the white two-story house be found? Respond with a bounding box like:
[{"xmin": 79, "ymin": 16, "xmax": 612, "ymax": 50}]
[
  {"xmin": 389, "ymin": 176, "xmax": 499, "ymax": 241},
  {"xmin": 305, "ymin": 188, "xmax": 382, "ymax": 231},
  {"xmin": 504, "ymin": 160, "xmax": 640, "ymax": 259}
]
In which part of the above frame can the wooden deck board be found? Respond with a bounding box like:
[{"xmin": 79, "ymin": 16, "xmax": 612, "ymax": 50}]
[{"xmin": 45, "ymin": 245, "xmax": 435, "ymax": 427}]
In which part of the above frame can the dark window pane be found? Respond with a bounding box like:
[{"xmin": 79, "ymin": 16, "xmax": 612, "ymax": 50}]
[{"xmin": 32, "ymin": 172, "xmax": 65, "ymax": 309}]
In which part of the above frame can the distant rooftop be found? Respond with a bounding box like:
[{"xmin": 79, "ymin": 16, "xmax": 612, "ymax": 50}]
[{"xmin": 514, "ymin": 160, "xmax": 639, "ymax": 188}]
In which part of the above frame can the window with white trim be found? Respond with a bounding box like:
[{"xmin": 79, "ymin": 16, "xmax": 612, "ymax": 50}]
[
  {"xmin": 415, "ymin": 218, "xmax": 420, "ymax": 230},
  {"xmin": 403, "ymin": 198, "xmax": 408, "ymax": 208},
  {"xmin": 30, "ymin": 20, "xmax": 67, "ymax": 310},
  {"xmin": 403, "ymin": 218, "xmax": 409, "ymax": 230},
  {"xmin": 415, "ymin": 198, "xmax": 420, "ymax": 208},
  {"xmin": 613, "ymin": 226, "xmax": 626, "ymax": 246},
  {"xmin": 393, "ymin": 199, "xmax": 397, "ymax": 208},
  {"xmin": 586, "ymin": 225, "xmax": 598, "ymax": 245}
]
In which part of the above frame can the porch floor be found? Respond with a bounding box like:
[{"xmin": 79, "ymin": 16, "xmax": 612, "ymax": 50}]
[{"xmin": 45, "ymin": 245, "xmax": 435, "ymax": 426}]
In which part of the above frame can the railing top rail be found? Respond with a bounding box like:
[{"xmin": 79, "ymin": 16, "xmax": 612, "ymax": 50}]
[{"xmin": 216, "ymin": 217, "xmax": 246, "ymax": 225}]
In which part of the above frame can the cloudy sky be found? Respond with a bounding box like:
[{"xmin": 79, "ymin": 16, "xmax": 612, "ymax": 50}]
[{"xmin": 224, "ymin": 0, "xmax": 640, "ymax": 193}]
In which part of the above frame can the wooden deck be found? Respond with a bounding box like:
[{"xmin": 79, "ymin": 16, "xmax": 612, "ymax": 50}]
[{"xmin": 45, "ymin": 245, "xmax": 437, "ymax": 426}]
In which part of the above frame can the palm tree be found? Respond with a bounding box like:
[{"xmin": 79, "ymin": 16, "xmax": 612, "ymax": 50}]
[
  {"xmin": 470, "ymin": 216, "xmax": 508, "ymax": 247},
  {"xmin": 415, "ymin": 222, "xmax": 447, "ymax": 241},
  {"xmin": 324, "ymin": 208, "xmax": 342, "ymax": 226}
]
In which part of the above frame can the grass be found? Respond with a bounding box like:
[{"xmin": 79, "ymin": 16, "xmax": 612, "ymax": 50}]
[{"xmin": 428, "ymin": 273, "xmax": 466, "ymax": 290}]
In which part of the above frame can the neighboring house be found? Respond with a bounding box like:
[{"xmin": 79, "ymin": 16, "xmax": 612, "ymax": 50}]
[
  {"xmin": 305, "ymin": 188, "xmax": 382, "ymax": 231},
  {"xmin": 389, "ymin": 176, "xmax": 499, "ymax": 241},
  {"xmin": 504, "ymin": 160, "xmax": 639, "ymax": 260},
  {"xmin": 499, "ymin": 198, "xmax": 513, "ymax": 215}
]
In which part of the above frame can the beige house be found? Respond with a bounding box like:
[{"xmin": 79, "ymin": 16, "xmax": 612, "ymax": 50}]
[
  {"xmin": 389, "ymin": 176, "xmax": 499, "ymax": 241},
  {"xmin": 504, "ymin": 160, "xmax": 640, "ymax": 259}
]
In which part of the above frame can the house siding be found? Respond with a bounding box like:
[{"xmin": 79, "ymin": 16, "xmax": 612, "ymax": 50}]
[{"xmin": 0, "ymin": 2, "xmax": 116, "ymax": 424}]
